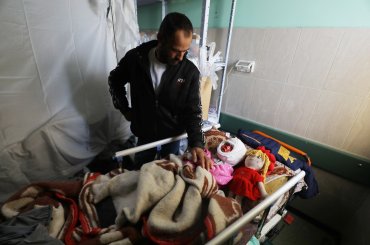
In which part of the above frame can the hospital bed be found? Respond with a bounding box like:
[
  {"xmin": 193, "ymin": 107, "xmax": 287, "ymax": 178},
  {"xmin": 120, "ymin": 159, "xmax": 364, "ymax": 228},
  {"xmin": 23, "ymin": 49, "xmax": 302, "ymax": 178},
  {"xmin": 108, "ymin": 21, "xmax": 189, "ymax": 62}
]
[
  {"xmin": 0, "ymin": 125, "xmax": 308, "ymax": 245},
  {"xmin": 111, "ymin": 126, "xmax": 308, "ymax": 244}
]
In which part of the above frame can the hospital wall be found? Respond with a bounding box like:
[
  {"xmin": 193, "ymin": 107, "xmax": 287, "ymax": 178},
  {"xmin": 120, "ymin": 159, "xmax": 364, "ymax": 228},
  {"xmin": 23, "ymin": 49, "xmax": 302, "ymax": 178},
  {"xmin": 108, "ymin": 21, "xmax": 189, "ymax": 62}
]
[
  {"xmin": 139, "ymin": 0, "xmax": 370, "ymax": 161},
  {"xmin": 138, "ymin": 1, "xmax": 370, "ymax": 244}
]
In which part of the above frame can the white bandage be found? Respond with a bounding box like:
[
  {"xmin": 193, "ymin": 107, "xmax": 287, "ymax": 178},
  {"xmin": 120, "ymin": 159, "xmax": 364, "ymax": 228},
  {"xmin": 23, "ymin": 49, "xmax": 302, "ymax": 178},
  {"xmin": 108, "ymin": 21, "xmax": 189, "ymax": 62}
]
[{"xmin": 216, "ymin": 137, "xmax": 247, "ymax": 166}]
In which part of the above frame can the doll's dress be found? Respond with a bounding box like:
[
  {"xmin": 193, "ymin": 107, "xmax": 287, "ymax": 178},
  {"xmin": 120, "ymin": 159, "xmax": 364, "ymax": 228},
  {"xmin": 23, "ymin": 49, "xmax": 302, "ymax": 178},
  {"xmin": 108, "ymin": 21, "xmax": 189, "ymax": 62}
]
[{"xmin": 229, "ymin": 167, "xmax": 263, "ymax": 201}]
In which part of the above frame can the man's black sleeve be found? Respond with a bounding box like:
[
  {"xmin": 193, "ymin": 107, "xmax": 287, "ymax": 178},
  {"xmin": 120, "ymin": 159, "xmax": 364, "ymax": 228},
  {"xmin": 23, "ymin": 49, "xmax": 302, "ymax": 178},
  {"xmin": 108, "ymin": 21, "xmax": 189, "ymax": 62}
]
[
  {"xmin": 108, "ymin": 53, "xmax": 130, "ymax": 114},
  {"xmin": 183, "ymin": 70, "xmax": 204, "ymax": 148}
]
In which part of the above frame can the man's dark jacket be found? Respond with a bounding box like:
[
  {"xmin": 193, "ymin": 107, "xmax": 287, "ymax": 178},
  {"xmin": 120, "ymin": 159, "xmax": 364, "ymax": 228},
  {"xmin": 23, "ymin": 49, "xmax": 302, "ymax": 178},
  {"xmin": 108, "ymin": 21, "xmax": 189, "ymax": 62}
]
[{"xmin": 108, "ymin": 40, "xmax": 204, "ymax": 148}]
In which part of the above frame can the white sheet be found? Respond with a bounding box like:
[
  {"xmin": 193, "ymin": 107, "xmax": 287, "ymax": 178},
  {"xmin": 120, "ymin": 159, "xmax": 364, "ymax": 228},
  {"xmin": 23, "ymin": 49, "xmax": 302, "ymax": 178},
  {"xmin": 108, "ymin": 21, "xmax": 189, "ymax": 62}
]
[{"xmin": 0, "ymin": 0, "xmax": 139, "ymax": 201}]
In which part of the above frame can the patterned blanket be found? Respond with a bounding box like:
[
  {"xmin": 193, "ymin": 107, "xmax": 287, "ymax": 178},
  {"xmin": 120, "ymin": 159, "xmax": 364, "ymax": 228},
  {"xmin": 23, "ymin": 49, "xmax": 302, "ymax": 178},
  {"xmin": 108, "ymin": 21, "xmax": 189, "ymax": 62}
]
[{"xmin": 0, "ymin": 155, "xmax": 244, "ymax": 244}]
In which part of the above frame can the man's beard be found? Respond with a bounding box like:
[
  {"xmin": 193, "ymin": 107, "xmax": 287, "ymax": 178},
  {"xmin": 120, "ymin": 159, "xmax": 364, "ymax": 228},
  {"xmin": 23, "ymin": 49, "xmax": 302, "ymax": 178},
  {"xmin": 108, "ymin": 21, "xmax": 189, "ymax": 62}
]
[
  {"xmin": 156, "ymin": 48, "xmax": 180, "ymax": 65},
  {"xmin": 167, "ymin": 58, "xmax": 180, "ymax": 65}
]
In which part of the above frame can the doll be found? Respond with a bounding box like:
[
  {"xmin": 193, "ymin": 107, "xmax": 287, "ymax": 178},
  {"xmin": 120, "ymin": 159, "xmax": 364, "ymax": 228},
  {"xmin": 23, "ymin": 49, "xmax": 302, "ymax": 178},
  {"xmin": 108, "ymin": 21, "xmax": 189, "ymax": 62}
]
[{"xmin": 228, "ymin": 148, "xmax": 271, "ymax": 204}]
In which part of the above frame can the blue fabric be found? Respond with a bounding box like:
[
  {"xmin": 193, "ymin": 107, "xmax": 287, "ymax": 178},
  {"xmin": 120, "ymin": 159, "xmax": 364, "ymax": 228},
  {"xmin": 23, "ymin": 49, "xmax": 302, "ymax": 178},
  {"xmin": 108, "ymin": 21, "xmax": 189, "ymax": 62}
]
[
  {"xmin": 247, "ymin": 235, "xmax": 260, "ymax": 245},
  {"xmin": 0, "ymin": 206, "xmax": 62, "ymax": 245},
  {"xmin": 237, "ymin": 129, "xmax": 319, "ymax": 198}
]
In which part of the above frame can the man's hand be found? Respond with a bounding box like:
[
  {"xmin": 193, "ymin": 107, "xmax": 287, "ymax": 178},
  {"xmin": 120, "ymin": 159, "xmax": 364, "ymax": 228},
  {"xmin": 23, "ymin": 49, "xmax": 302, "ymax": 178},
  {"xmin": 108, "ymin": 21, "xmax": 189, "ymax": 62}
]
[{"xmin": 190, "ymin": 147, "xmax": 213, "ymax": 170}]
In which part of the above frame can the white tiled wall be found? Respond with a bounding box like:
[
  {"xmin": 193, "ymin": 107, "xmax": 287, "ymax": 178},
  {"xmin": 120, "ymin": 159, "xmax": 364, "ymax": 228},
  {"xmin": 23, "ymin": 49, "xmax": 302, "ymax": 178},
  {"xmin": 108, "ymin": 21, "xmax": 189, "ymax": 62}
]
[{"xmin": 209, "ymin": 28, "xmax": 370, "ymax": 160}]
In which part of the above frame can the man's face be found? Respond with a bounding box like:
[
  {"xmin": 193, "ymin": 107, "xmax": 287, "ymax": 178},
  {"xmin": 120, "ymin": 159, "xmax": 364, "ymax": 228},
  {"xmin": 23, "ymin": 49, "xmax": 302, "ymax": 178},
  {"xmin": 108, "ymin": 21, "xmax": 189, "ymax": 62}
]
[{"xmin": 157, "ymin": 30, "xmax": 192, "ymax": 65}]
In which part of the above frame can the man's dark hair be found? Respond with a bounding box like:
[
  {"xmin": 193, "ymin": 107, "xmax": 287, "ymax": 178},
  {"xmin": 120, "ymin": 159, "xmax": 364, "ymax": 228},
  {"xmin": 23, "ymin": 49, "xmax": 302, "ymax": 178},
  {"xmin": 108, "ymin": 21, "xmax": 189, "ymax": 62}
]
[{"xmin": 157, "ymin": 12, "xmax": 193, "ymax": 42}]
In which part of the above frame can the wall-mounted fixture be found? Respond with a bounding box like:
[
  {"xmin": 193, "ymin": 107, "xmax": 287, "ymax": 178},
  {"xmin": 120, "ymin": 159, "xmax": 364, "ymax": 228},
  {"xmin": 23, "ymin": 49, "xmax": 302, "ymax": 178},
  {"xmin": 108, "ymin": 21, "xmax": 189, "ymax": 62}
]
[{"xmin": 235, "ymin": 60, "xmax": 255, "ymax": 73}]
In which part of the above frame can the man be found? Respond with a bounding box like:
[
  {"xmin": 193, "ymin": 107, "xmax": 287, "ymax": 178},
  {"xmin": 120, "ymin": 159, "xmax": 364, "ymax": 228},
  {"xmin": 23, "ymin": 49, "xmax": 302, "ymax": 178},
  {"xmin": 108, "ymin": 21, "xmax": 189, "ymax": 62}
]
[{"xmin": 108, "ymin": 12, "xmax": 211, "ymax": 170}]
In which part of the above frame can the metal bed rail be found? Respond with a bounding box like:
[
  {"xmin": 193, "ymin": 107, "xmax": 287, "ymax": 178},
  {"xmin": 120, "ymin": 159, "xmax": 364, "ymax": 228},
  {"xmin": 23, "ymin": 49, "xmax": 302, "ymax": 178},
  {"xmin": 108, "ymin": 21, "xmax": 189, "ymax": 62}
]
[
  {"xmin": 113, "ymin": 123, "xmax": 219, "ymax": 161},
  {"xmin": 206, "ymin": 170, "xmax": 306, "ymax": 245}
]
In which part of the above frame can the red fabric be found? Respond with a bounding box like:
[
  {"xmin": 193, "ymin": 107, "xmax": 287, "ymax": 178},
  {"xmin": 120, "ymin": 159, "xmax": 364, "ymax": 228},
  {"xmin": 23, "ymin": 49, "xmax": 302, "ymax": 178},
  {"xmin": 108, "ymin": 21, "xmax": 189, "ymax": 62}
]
[
  {"xmin": 142, "ymin": 216, "xmax": 203, "ymax": 245},
  {"xmin": 204, "ymin": 216, "xmax": 215, "ymax": 240},
  {"xmin": 79, "ymin": 172, "xmax": 102, "ymax": 236},
  {"xmin": 228, "ymin": 167, "xmax": 263, "ymax": 201},
  {"xmin": 54, "ymin": 192, "xmax": 79, "ymax": 245}
]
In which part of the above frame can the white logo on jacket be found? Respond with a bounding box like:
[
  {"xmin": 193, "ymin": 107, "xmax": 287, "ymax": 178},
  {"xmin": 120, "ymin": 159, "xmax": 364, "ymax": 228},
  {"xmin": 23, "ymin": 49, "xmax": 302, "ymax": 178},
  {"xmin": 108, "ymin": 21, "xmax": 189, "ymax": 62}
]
[{"xmin": 177, "ymin": 78, "xmax": 185, "ymax": 83}]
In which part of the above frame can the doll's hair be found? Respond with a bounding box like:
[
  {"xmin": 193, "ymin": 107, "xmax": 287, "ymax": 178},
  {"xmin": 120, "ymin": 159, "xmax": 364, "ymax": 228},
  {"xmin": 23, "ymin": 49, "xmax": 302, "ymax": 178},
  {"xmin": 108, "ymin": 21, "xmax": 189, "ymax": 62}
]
[{"xmin": 246, "ymin": 149, "xmax": 271, "ymax": 181}]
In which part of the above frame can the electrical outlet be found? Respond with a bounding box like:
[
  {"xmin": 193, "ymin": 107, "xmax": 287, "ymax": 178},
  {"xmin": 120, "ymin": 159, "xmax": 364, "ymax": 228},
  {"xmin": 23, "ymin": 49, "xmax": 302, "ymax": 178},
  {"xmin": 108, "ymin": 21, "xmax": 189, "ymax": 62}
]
[{"xmin": 235, "ymin": 60, "xmax": 255, "ymax": 73}]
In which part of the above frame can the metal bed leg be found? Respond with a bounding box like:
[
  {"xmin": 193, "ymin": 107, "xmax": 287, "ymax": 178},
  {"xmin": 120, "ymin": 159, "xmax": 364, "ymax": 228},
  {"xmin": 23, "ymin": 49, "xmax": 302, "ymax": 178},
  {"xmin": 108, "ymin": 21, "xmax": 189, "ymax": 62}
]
[
  {"xmin": 277, "ymin": 183, "xmax": 298, "ymax": 215},
  {"xmin": 255, "ymin": 205, "xmax": 272, "ymax": 239}
]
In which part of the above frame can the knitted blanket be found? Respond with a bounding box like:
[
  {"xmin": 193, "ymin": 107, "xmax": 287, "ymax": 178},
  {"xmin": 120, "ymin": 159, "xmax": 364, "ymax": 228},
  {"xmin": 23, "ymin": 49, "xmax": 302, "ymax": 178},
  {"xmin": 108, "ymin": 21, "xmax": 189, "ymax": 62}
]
[
  {"xmin": 0, "ymin": 173, "xmax": 143, "ymax": 245},
  {"xmin": 91, "ymin": 154, "xmax": 243, "ymax": 244},
  {"xmin": 0, "ymin": 155, "xmax": 243, "ymax": 244}
]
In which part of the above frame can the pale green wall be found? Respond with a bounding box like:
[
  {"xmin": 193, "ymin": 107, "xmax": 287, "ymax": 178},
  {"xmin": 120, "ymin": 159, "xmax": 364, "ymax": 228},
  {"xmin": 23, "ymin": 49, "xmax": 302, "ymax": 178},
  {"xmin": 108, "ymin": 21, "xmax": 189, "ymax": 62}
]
[{"xmin": 138, "ymin": 0, "xmax": 370, "ymax": 30}]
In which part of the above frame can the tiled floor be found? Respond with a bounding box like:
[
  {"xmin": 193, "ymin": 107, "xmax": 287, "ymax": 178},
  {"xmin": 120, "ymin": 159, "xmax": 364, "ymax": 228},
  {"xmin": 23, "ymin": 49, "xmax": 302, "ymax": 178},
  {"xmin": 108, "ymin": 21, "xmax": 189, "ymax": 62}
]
[{"xmin": 264, "ymin": 212, "xmax": 339, "ymax": 245}]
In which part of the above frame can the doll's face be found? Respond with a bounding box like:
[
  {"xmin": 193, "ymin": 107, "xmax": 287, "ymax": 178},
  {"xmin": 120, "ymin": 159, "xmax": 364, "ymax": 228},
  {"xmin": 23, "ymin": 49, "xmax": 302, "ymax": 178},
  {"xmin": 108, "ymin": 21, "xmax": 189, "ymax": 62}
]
[{"xmin": 244, "ymin": 154, "xmax": 264, "ymax": 170}]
